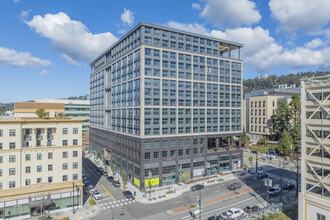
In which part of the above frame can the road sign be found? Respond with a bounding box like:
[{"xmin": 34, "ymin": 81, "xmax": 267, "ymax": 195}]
[{"xmin": 265, "ymin": 179, "xmax": 272, "ymax": 187}]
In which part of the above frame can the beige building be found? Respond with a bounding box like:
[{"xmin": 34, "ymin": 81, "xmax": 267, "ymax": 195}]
[
  {"xmin": 248, "ymin": 95, "xmax": 291, "ymax": 137},
  {"xmin": 14, "ymin": 102, "xmax": 64, "ymax": 119},
  {"xmin": 0, "ymin": 119, "xmax": 83, "ymax": 219},
  {"xmin": 299, "ymin": 76, "xmax": 330, "ymax": 220}
]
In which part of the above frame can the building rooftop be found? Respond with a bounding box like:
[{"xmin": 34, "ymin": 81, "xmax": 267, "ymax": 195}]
[
  {"xmin": 35, "ymin": 98, "xmax": 90, "ymax": 105},
  {"xmin": 0, "ymin": 118, "xmax": 85, "ymax": 124},
  {"xmin": 90, "ymin": 22, "xmax": 243, "ymax": 65}
]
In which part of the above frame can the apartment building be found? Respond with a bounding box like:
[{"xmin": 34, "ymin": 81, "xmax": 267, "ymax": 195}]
[
  {"xmin": 14, "ymin": 102, "xmax": 64, "ymax": 118},
  {"xmin": 299, "ymin": 76, "xmax": 330, "ymax": 220},
  {"xmin": 244, "ymin": 87, "xmax": 300, "ymax": 142},
  {"xmin": 35, "ymin": 99, "xmax": 90, "ymax": 145},
  {"xmin": 0, "ymin": 119, "xmax": 83, "ymax": 219},
  {"xmin": 90, "ymin": 22, "xmax": 243, "ymax": 190}
]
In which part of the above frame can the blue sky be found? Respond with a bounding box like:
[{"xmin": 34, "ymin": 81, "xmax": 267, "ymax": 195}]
[{"xmin": 1, "ymin": 0, "xmax": 330, "ymax": 103}]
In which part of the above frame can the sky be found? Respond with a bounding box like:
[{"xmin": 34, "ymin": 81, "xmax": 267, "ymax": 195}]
[{"xmin": 1, "ymin": 0, "xmax": 330, "ymax": 103}]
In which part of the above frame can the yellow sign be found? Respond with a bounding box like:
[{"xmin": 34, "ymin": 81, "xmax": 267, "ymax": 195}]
[
  {"xmin": 145, "ymin": 178, "xmax": 159, "ymax": 187},
  {"xmin": 134, "ymin": 177, "xmax": 140, "ymax": 187}
]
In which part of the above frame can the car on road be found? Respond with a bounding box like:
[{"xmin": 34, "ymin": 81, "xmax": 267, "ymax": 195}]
[
  {"xmin": 248, "ymin": 169, "xmax": 257, "ymax": 174},
  {"xmin": 226, "ymin": 208, "xmax": 244, "ymax": 219},
  {"xmin": 92, "ymin": 190, "xmax": 103, "ymax": 200},
  {"xmin": 243, "ymin": 205, "xmax": 260, "ymax": 213},
  {"xmin": 102, "ymin": 171, "xmax": 108, "ymax": 176},
  {"xmin": 268, "ymin": 187, "xmax": 281, "ymax": 196},
  {"xmin": 97, "ymin": 167, "xmax": 103, "ymax": 172},
  {"xmin": 123, "ymin": 191, "xmax": 135, "ymax": 199},
  {"xmin": 191, "ymin": 184, "xmax": 204, "ymax": 191},
  {"xmin": 107, "ymin": 176, "xmax": 114, "ymax": 183},
  {"xmin": 218, "ymin": 212, "xmax": 230, "ymax": 220},
  {"xmin": 283, "ymin": 183, "xmax": 295, "ymax": 190},
  {"xmin": 257, "ymin": 172, "xmax": 268, "ymax": 179},
  {"xmin": 207, "ymin": 215, "xmax": 221, "ymax": 220},
  {"xmin": 84, "ymin": 180, "xmax": 91, "ymax": 187},
  {"xmin": 228, "ymin": 182, "xmax": 241, "ymax": 190},
  {"xmin": 112, "ymin": 180, "xmax": 121, "ymax": 187}
]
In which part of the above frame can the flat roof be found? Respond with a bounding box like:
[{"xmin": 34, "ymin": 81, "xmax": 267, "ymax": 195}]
[
  {"xmin": 0, "ymin": 118, "xmax": 85, "ymax": 124},
  {"xmin": 90, "ymin": 22, "xmax": 243, "ymax": 65}
]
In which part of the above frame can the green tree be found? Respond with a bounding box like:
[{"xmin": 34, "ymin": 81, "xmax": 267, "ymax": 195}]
[
  {"xmin": 35, "ymin": 108, "xmax": 47, "ymax": 118},
  {"xmin": 110, "ymin": 163, "xmax": 115, "ymax": 173},
  {"xmin": 278, "ymin": 130, "xmax": 293, "ymax": 155},
  {"xmin": 290, "ymin": 125, "xmax": 301, "ymax": 151},
  {"xmin": 272, "ymin": 102, "xmax": 292, "ymax": 139},
  {"xmin": 257, "ymin": 136, "xmax": 268, "ymax": 147},
  {"xmin": 241, "ymin": 128, "xmax": 250, "ymax": 147},
  {"xmin": 0, "ymin": 106, "xmax": 7, "ymax": 115},
  {"xmin": 121, "ymin": 171, "xmax": 127, "ymax": 183},
  {"xmin": 290, "ymin": 95, "xmax": 301, "ymax": 127}
]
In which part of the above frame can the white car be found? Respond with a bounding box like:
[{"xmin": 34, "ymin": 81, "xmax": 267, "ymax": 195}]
[
  {"xmin": 226, "ymin": 208, "xmax": 244, "ymax": 219},
  {"xmin": 268, "ymin": 187, "xmax": 281, "ymax": 196},
  {"xmin": 92, "ymin": 190, "xmax": 103, "ymax": 200},
  {"xmin": 273, "ymin": 184, "xmax": 281, "ymax": 189}
]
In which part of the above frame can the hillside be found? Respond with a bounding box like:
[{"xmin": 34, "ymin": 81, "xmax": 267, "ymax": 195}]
[{"xmin": 243, "ymin": 71, "xmax": 329, "ymax": 94}]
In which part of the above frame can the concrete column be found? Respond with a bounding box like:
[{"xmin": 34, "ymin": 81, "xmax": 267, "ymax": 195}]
[
  {"xmin": 239, "ymin": 136, "xmax": 241, "ymax": 148},
  {"xmin": 216, "ymin": 137, "xmax": 219, "ymax": 152},
  {"xmin": 228, "ymin": 137, "xmax": 231, "ymax": 150}
]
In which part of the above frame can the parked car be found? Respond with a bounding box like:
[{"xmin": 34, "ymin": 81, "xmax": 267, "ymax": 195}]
[
  {"xmin": 218, "ymin": 212, "xmax": 230, "ymax": 220},
  {"xmin": 102, "ymin": 171, "xmax": 108, "ymax": 176},
  {"xmin": 97, "ymin": 167, "xmax": 104, "ymax": 172},
  {"xmin": 273, "ymin": 184, "xmax": 281, "ymax": 189},
  {"xmin": 257, "ymin": 172, "xmax": 268, "ymax": 179},
  {"xmin": 191, "ymin": 184, "xmax": 204, "ymax": 191},
  {"xmin": 249, "ymin": 169, "xmax": 257, "ymax": 174},
  {"xmin": 84, "ymin": 180, "xmax": 91, "ymax": 187},
  {"xmin": 207, "ymin": 215, "xmax": 221, "ymax": 220},
  {"xmin": 107, "ymin": 176, "xmax": 114, "ymax": 183},
  {"xmin": 226, "ymin": 208, "xmax": 244, "ymax": 219},
  {"xmin": 243, "ymin": 205, "xmax": 260, "ymax": 213},
  {"xmin": 283, "ymin": 183, "xmax": 295, "ymax": 190},
  {"xmin": 92, "ymin": 190, "xmax": 103, "ymax": 200},
  {"xmin": 112, "ymin": 180, "xmax": 121, "ymax": 187},
  {"xmin": 228, "ymin": 182, "xmax": 241, "ymax": 190},
  {"xmin": 87, "ymin": 184, "xmax": 94, "ymax": 190},
  {"xmin": 123, "ymin": 191, "xmax": 135, "ymax": 199},
  {"xmin": 268, "ymin": 187, "xmax": 281, "ymax": 196}
]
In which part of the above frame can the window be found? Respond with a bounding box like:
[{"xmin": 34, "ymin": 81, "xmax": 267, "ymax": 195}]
[
  {"xmin": 170, "ymin": 150, "xmax": 176, "ymax": 157},
  {"xmin": 186, "ymin": 149, "xmax": 190, "ymax": 155},
  {"xmin": 317, "ymin": 213, "xmax": 326, "ymax": 220},
  {"xmin": 62, "ymin": 175, "xmax": 68, "ymax": 181},
  {"xmin": 178, "ymin": 149, "xmax": 183, "ymax": 156},
  {"xmin": 162, "ymin": 151, "xmax": 167, "ymax": 158},
  {"xmin": 62, "ymin": 140, "xmax": 68, "ymax": 146},
  {"xmin": 62, "ymin": 151, "xmax": 68, "ymax": 158},
  {"xmin": 154, "ymin": 151, "xmax": 159, "ymax": 158},
  {"xmin": 25, "ymin": 179, "xmax": 31, "ymax": 186},
  {"xmin": 37, "ymin": 178, "xmax": 42, "ymax": 183},
  {"xmin": 9, "ymin": 129, "xmax": 16, "ymax": 136},
  {"xmin": 0, "ymin": 130, "xmax": 2, "ymax": 136},
  {"xmin": 62, "ymin": 128, "xmax": 68, "ymax": 134},
  {"xmin": 73, "ymin": 128, "xmax": 78, "ymax": 134},
  {"xmin": 9, "ymin": 168, "xmax": 16, "ymax": 175},
  {"xmin": 9, "ymin": 155, "xmax": 15, "ymax": 162},
  {"xmin": 62, "ymin": 163, "xmax": 68, "ymax": 170},
  {"xmin": 48, "ymin": 152, "xmax": 53, "ymax": 159},
  {"xmin": 9, "ymin": 142, "xmax": 15, "ymax": 149},
  {"xmin": 73, "ymin": 139, "xmax": 78, "ymax": 145},
  {"xmin": 144, "ymin": 152, "xmax": 151, "ymax": 159},
  {"xmin": 9, "ymin": 181, "xmax": 15, "ymax": 188},
  {"xmin": 37, "ymin": 153, "xmax": 42, "ymax": 160},
  {"xmin": 0, "ymin": 143, "xmax": 2, "ymax": 149},
  {"xmin": 26, "ymin": 166, "xmax": 31, "ymax": 173},
  {"xmin": 73, "ymin": 162, "xmax": 78, "ymax": 169},
  {"xmin": 73, "ymin": 174, "xmax": 78, "ymax": 180},
  {"xmin": 73, "ymin": 151, "xmax": 78, "ymax": 157},
  {"xmin": 0, "ymin": 156, "xmax": 2, "ymax": 163},
  {"xmin": 0, "ymin": 169, "xmax": 2, "ymax": 176},
  {"xmin": 48, "ymin": 164, "xmax": 53, "ymax": 171},
  {"xmin": 37, "ymin": 165, "xmax": 42, "ymax": 172},
  {"xmin": 48, "ymin": 176, "xmax": 53, "ymax": 183}
]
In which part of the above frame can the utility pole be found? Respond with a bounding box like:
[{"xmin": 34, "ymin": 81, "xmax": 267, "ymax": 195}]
[
  {"xmin": 199, "ymin": 190, "xmax": 202, "ymax": 220},
  {"xmin": 267, "ymin": 174, "xmax": 269, "ymax": 208},
  {"xmin": 279, "ymin": 156, "xmax": 283, "ymax": 203},
  {"xmin": 255, "ymin": 147, "xmax": 258, "ymax": 173}
]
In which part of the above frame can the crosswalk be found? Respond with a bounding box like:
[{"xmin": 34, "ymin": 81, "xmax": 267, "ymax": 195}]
[
  {"xmin": 99, "ymin": 199, "xmax": 136, "ymax": 210},
  {"xmin": 267, "ymin": 172, "xmax": 299, "ymax": 186}
]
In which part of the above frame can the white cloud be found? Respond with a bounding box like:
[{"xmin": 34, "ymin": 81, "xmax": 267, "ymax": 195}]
[
  {"xmin": 269, "ymin": 0, "xmax": 330, "ymax": 33},
  {"xmin": 167, "ymin": 21, "xmax": 330, "ymax": 72},
  {"xmin": 20, "ymin": 10, "xmax": 33, "ymax": 21},
  {"xmin": 192, "ymin": 3, "xmax": 201, "ymax": 10},
  {"xmin": 40, "ymin": 70, "xmax": 48, "ymax": 75},
  {"xmin": 305, "ymin": 38, "xmax": 323, "ymax": 49},
  {"xmin": 13, "ymin": 0, "xmax": 20, "ymax": 3},
  {"xmin": 0, "ymin": 46, "xmax": 52, "ymax": 68},
  {"xmin": 199, "ymin": 0, "xmax": 261, "ymax": 28},
  {"xmin": 121, "ymin": 8, "xmax": 134, "ymax": 26},
  {"xmin": 25, "ymin": 12, "xmax": 118, "ymax": 64}
]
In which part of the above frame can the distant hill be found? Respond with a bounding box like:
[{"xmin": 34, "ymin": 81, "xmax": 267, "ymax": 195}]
[{"xmin": 243, "ymin": 71, "xmax": 329, "ymax": 94}]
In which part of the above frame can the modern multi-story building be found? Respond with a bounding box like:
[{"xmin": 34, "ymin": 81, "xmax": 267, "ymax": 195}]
[
  {"xmin": 244, "ymin": 86, "xmax": 300, "ymax": 142},
  {"xmin": 0, "ymin": 119, "xmax": 83, "ymax": 219},
  {"xmin": 90, "ymin": 22, "xmax": 243, "ymax": 190},
  {"xmin": 35, "ymin": 99, "xmax": 90, "ymax": 145},
  {"xmin": 299, "ymin": 76, "xmax": 330, "ymax": 220}
]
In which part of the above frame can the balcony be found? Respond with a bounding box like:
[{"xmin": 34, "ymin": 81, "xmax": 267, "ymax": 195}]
[{"xmin": 24, "ymin": 135, "xmax": 32, "ymax": 141}]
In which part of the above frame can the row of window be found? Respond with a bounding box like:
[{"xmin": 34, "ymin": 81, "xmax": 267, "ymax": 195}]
[
  {"xmin": 144, "ymin": 147, "xmax": 205, "ymax": 159},
  {"xmin": 251, "ymin": 117, "xmax": 267, "ymax": 124},
  {"xmin": 250, "ymin": 109, "xmax": 266, "ymax": 116},
  {"xmin": 0, "ymin": 174, "xmax": 79, "ymax": 189},
  {"xmin": 251, "ymin": 126, "xmax": 267, "ymax": 133}
]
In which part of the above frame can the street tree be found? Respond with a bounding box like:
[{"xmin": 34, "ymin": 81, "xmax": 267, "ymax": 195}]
[
  {"xmin": 289, "ymin": 95, "xmax": 301, "ymax": 127},
  {"xmin": 278, "ymin": 130, "xmax": 293, "ymax": 155},
  {"xmin": 272, "ymin": 102, "xmax": 292, "ymax": 140},
  {"xmin": 241, "ymin": 128, "xmax": 250, "ymax": 147}
]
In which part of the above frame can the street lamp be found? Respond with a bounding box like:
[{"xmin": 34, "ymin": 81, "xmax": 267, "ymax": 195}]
[{"xmin": 72, "ymin": 181, "xmax": 75, "ymax": 214}]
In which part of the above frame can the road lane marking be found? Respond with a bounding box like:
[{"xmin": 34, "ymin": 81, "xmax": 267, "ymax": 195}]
[
  {"xmin": 101, "ymin": 184, "xmax": 117, "ymax": 202},
  {"xmin": 174, "ymin": 201, "xmax": 181, "ymax": 204}
]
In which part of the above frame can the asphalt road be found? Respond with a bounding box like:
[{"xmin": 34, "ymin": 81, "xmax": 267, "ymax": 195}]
[{"xmin": 82, "ymin": 157, "xmax": 298, "ymax": 220}]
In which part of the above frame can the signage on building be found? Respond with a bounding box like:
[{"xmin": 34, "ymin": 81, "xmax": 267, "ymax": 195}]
[
  {"xmin": 134, "ymin": 177, "xmax": 140, "ymax": 187},
  {"xmin": 145, "ymin": 178, "xmax": 159, "ymax": 187}
]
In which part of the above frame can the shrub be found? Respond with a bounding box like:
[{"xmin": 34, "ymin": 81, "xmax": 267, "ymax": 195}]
[
  {"xmin": 38, "ymin": 216, "xmax": 46, "ymax": 220},
  {"xmin": 89, "ymin": 199, "xmax": 96, "ymax": 205},
  {"xmin": 218, "ymin": 179, "xmax": 224, "ymax": 182},
  {"xmin": 166, "ymin": 190, "xmax": 174, "ymax": 194}
]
